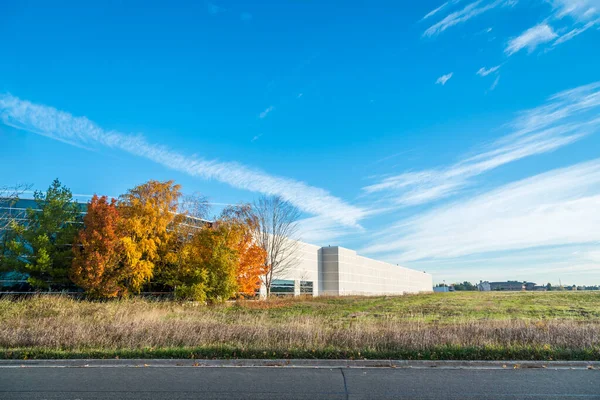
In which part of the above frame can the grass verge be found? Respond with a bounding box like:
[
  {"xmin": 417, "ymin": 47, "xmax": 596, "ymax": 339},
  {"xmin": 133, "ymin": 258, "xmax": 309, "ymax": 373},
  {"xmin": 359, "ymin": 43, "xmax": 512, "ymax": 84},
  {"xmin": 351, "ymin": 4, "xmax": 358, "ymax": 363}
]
[
  {"xmin": 1, "ymin": 292, "xmax": 599, "ymax": 360},
  {"xmin": 2, "ymin": 346, "xmax": 600, "ymax": 361}
]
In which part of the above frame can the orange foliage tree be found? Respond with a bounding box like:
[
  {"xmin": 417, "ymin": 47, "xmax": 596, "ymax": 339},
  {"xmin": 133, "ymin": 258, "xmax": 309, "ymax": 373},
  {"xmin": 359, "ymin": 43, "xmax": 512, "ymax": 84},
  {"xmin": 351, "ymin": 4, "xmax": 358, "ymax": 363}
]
[
  {"xmin": 71, "ymin": 195, "xmax": 125, "ymax": 298},
  {"xmin": 117, "ymin": 180, "xmax": 182, "ymax": 293},
  {"xmin": 219, "ymin": 205, "xmax": 267, "ymax": 296}
]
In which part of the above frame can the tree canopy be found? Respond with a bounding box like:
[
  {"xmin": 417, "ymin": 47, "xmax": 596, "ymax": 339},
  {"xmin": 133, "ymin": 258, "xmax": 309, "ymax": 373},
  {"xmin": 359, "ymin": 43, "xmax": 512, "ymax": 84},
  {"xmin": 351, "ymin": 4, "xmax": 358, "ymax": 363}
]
[
  {"xmin": 3, "ymin": 179, "xmax": 81, "ymax": 289},
  {"xmin": 2, "ymin": 178, "xmax": 270, "ymax": 300},
  {"xmin": 71, "ymin": 195, "xmax": 125, "ymax": 298}
]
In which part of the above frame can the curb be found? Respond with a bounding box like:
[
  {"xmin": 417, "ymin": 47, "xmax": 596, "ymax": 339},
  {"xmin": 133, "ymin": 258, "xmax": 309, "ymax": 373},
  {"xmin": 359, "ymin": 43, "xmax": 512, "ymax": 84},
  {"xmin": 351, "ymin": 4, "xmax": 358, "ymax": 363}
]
[{"xmin": 0, "ymin": 359, "xmax": 599, "ymax": 369}]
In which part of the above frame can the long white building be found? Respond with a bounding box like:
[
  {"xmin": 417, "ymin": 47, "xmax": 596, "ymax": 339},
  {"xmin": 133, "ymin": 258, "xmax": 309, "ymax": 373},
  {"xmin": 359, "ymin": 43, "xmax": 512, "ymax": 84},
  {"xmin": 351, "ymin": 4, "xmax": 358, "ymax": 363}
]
[{"xmin": 265, "ymin": 242, "xmax": 432, "ymax": 296}]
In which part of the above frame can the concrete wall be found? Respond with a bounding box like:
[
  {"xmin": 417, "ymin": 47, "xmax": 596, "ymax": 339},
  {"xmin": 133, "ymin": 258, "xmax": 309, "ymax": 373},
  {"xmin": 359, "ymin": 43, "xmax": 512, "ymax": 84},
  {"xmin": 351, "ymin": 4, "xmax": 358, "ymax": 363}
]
[
  {"xmin": 318, "ymin": 246, "xmax": 432, "ymax": 296},
  {"xmin": 272, "ymin": 243, "xmax": 432, "ymax": 297},
  {"xmin": 273, "ymin": 240, "xmax": 322, "ymax": 297}
]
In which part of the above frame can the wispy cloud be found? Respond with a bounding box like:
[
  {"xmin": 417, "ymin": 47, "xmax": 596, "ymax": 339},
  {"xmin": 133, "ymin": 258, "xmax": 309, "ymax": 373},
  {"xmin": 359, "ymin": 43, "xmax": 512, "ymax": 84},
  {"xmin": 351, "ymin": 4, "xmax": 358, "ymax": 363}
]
[
  {"xmin": 422, "ymin": 0, "xmax": 598, "ymax": 76},
  {"xmin": 408, "ymin": 244, "xmax": 600, "ymax": 283},
  {"xmin": 505, "ymin": 23, "xmax": 558, "ymax": 55},
  {"xmin": 373, "ymin": 150, "xmax": 416, "ymax": 165},
  {"xmin": 423, "ymin": 0, "xmax": 507, "ymax": 37},
  {"xmin": 259, "ymin": 106, "xmax": 274, "ymax": 119},
  {"xmin": 0, "ymin": 94, "xmax": 365, "ymax": 227},
  {"xmin": 297, "ymin": 216, "xmax": 364, "ymax": 245},
  {"xmin": 476, "ymin": 65, "xmax": 501, "ymax": 76},
  {"xmin": 422, "ymin": 2, "xmax": 450, "ymax": 20},
  {"xmin": 435, "ymin": 72, "xmax": 454, "ymax": 85},
  {"xmin": 509, "ymin": 81, "xmax": 600, "ymax": 137},
  {"xmin": 363, "ymin": 82, "xmax": 600, "ymax": 206},
  {"xmin": 549, "ymin": 0, "xmax": 599, "ymax": 19},
  {"xmin": 251, "ymin": 134, "xmax": 262, "ymax": 142},
  {"xmin": 362, "ymin": 159, "xmax": 600, "ymax": 263},
  {"xmin": 490, "ymin": 75, "xmax": 500, "ymax": 90},
  {"xmin": 553, "ymin": 17, "xmax": 600, "ymax": 44}
]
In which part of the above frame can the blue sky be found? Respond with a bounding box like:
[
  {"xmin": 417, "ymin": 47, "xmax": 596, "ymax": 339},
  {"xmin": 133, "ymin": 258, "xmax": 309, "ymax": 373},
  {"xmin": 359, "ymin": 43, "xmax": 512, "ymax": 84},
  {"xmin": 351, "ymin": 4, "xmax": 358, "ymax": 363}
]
[{"xmin": 1, "ymin": 0, "xmax": 600, "ymax": 285}]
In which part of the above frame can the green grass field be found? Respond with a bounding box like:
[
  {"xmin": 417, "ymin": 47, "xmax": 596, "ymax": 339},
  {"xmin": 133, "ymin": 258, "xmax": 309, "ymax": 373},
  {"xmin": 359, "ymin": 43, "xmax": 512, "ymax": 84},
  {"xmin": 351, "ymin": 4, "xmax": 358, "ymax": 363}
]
[{"xmin": 1, "ymin": 291, "xmax": 599, "ymax": 360}]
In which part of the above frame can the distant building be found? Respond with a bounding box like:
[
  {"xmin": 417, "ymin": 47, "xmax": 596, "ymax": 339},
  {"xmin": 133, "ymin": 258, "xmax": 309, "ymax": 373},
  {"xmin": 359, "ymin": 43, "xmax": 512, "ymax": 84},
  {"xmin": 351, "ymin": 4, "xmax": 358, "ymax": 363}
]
[
  {"xmin": 433, "ymin": 285, "xmax": 454, "ymax": 293},
  {"xmin": 477, "ymin": 281, "xmax": 555, "ymax": 291},
  {"xmin": 477, "ymin": 281, "xmax": 525, "ymax": 291}
]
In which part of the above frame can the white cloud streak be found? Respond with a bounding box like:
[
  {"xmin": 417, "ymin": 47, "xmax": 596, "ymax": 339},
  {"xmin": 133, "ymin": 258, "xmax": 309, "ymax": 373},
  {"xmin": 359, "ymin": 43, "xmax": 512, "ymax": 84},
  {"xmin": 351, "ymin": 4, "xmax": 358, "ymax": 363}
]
[
  {"xmin": 490, "ymin": 75, "xmax": 500, "ymax": 90},
  {"xmin": 422, "ymin": 2, "xmax": 450, "ymax": 20},
  {"xmin": 408, "ymin": 244, "xmax": 600, "ymax": 284},
  {"xmin": 423, "ymin": 0, "xmax": 507, "ymax": 37},
  {"xmin": 549, "ymin": 0, "xmax": 600, "ymax": 19},
  {"xmin": 259, "ymin": 106, "xmax": 274, "ymax": 119},
  {"xmin": 436, "ymin": 73, "xmax": 454, "ymax": 85},
  {"xmin": 362, "ymin": 159, "xmax": 600, "ymax": 263},
  {"xmin": 505, "ymin": 23, "xmax": 558, "ymax": 55},
  {"xmin": 554, "ymin": 17, "xmax": 600, "ymax": 44},
  {"xmin": 297, "ymin": 216, "xmax": 363, "ymax": 245},
  {"xmin": 476, "ymin": 65, "xmax": 501, "ymax": 76},
  {"xmin": 363, "ymin": 82, "xmax": 600, "ymax": 206},
  {"xmin": 0, "ymin": 94, "xmax": 365, "ymax": 227}
]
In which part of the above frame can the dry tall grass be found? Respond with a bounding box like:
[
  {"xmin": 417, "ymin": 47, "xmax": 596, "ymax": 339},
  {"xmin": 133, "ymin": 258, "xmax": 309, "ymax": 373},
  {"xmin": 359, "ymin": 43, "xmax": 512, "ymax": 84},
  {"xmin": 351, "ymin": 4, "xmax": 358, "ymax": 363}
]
[{"xmin": 1, "ymin": 294, "xmax": 599, "ymax": 359}]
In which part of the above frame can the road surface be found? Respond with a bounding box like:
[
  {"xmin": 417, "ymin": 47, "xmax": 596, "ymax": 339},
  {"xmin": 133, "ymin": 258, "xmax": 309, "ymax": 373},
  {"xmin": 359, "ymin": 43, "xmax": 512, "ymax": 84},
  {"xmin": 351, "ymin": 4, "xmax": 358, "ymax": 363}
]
[{"xmin": 1, "ymin": 361, "xmax": 599, "ymax": 399}]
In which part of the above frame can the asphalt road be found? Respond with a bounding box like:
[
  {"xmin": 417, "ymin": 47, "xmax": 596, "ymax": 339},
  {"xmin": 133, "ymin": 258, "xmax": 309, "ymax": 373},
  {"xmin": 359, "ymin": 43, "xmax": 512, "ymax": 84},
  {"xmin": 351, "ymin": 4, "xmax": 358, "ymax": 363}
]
[{"xmin": 1, "ymin": 365, "xmax": 599, "ymax": 399}]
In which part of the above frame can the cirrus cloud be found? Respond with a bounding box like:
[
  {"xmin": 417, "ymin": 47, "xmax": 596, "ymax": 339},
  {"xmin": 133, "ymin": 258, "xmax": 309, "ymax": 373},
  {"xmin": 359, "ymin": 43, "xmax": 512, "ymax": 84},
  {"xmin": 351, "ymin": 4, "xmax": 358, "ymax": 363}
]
[
  {"xmin": 505, "ymin": 23, "xmax": 558, "ymax": 55},
  {"xmin": 436, "ymin": 72, "xmax": 454, "ymax": 85},
  {"xmin": 0, "ymin": 94, "xmax": 365, "ymax": 227}
]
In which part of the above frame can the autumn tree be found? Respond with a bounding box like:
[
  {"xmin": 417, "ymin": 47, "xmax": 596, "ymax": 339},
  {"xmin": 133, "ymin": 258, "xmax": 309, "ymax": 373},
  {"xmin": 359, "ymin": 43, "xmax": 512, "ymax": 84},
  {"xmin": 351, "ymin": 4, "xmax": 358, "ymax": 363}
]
[
  {"xmin": 153, "ymin": 193, "xmax": 210, "ymax": 293},
  {"xmin": 163, "ymin": 223, "xmax": 237, "ymax": 302},
  {"xmin": 117, "ymin": 180, "xmax": 182, "ymax": 293},
  {"xmin": 3, "ymin": 179, "xmax": 81, "ymax": 289},
  {"xmin": 219, "ymin": 205, "xmax": 267, "ymax": 296},
  {"xmin": 71, "ymin": 195, "xmax": 125, "ymax": 298},
  {"xmin": 159, "ymin": 203, "xmax": 265, "ymax": 302},
  {"xmin": 252, "ymin": 195, "xmax": 301, "ymax": 296}
]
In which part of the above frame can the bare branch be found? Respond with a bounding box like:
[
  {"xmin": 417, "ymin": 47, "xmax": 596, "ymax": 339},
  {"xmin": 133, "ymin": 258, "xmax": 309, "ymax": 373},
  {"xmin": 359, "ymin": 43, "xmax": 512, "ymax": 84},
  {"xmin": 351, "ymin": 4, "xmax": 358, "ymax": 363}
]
[
  {"xmin": 0, "ymin": 183, "xmax": 32, "ymax": 232},
  {"xmin": 251, "ymin": 195, "xmax": 301, "ymax": 296},
  {"xmin": 177, "ymin": 193, "xmax": 211, "ymax": 230},
  {"xmin": 179, "ymin": 193, "xmax": 210, "ymax": 220}
]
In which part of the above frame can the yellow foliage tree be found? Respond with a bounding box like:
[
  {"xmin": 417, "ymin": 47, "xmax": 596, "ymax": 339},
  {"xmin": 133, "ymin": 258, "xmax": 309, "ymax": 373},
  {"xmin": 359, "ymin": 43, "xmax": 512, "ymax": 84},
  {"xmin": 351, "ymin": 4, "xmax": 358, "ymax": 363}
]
[{"xmin": 117, "ymin": 180, "xmax": 182, "ymax": 293}]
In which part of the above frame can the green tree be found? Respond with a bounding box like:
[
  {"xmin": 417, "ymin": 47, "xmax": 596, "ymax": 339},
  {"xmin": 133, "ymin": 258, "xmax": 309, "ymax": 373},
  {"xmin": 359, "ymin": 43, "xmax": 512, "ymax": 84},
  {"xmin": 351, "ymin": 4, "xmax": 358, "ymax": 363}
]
[
  {"xmin": 5, "ymin": 179, "xmax": 81, "ymax": 289},
  {"xmin": 453, "ymin": 281, "xmax": 477, "ymax": 291},
  {"xmin": 168, "ymin": 223, "xmax": 239, "ymax": 303}
]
